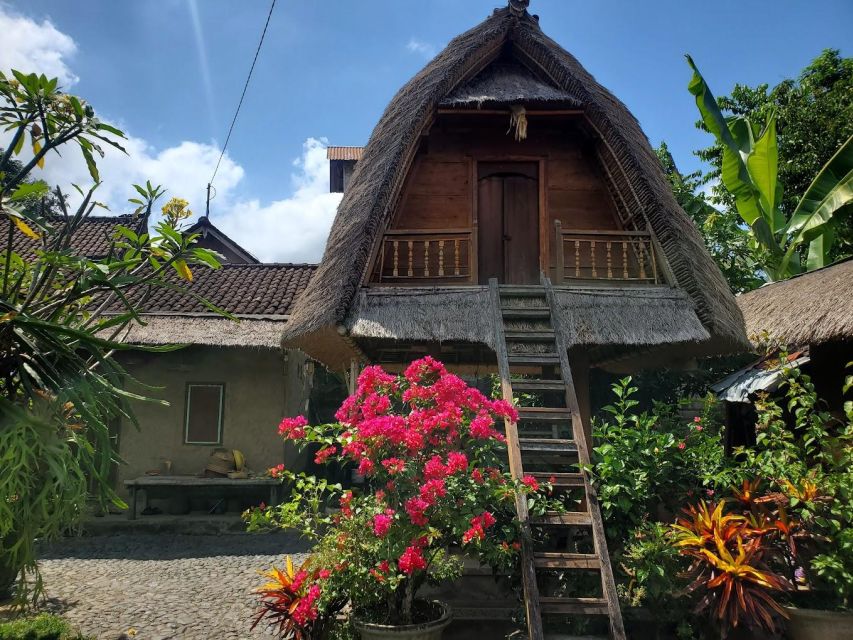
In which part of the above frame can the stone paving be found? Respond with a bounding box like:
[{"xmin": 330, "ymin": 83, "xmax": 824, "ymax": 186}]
[{"xmin": 37, "ymin": 533, "xmax": 310, "ymax": 640}]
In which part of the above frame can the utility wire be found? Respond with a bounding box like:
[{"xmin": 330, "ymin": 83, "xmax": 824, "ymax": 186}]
[{"xmin": 208, "ymin": 0, "xmax": 277, "ymax": 212}]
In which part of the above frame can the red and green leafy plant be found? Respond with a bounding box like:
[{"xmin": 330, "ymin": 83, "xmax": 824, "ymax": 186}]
[
  {"xmin": 246, "ymin": 357, "xmax": 558, "ymax": 636},
  {"xmin": 672, "ymin": 499, "xmax": 792, "ymax": 635},
  {"xmin": 252, "ymin": 556, "xmax": 333, "ymax": 640}
]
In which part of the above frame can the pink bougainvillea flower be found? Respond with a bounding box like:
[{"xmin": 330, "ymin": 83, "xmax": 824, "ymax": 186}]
[
  {"xmin": 446, "ymin": 451, "xmax": 468, "ymax": 474},
  {"xmin": 405, "ymin": 496, "xmax": 430, "ymax": 526},
  {"xmin": 419, "ymin": 478, "xmax": 447, "ymax": 505},
  {"xmin": 471, "ymin": 468, "xmax": 484, "ymax": 484},
  {"xmin": 693, "ymin": 416, "xmax": 702, "ymax": 423},
  {"xmin": 404, "ymin": 356, "xmax": 447, "ymax": 385},
  {"xmin": 372, "ymin": 513, "xmax": 393, "ymax": 537},
  {"xmin": 278, "ymin": 416, "xmax": 308, "ymax": 439},
  {"xmin": 423, "ymin": 455, "xmax": 448, "ymax": 480},
  {"xmin": 381, "ymin": 457, "xmax": 406, "ymax": 474},
  {"xmin": 398, "ymin": 544, "xmax": 427, "ymax": 575},
  {"xmin": 314, "ymin": 446, "xmax": 337, "ymax": 465},
  {"xmin": 357, "ymin": 457, "xmax": 375, "ymax": 476},
  {"xmin": 678, "ymin": 441, "xmax": 686, "ymax": 450}
]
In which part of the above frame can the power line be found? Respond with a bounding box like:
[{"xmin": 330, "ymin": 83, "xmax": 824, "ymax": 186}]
[{"xmin": 207, "ymin": 0, "xmax": 277, "ymax": 213}]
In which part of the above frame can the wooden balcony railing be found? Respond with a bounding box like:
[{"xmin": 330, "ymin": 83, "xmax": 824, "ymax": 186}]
[
  {"xmin": 373, "ymin": 229, "xmax": 473, "ymax": 283},
  {"xmin": 554, "ymin": 220, "xmax": 660, "ymax": 284}
]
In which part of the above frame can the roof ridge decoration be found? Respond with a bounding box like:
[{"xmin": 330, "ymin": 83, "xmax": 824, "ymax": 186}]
[
  {"xmin": 280, "ymin": 6, "xmax": 747, "ymax": 369},
  {"xmin": 508, "ymin": 0, "xmax": 530, "ymax": 18}
]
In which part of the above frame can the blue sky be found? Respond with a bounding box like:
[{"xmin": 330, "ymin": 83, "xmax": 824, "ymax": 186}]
[{"xmin": 2, "ymin": 0, "xmax": 850, "ymax": 261}]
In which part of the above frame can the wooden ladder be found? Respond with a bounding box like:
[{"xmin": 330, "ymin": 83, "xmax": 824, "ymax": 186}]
[{"xmin": 488, "ymin": 277, "xmax": 626, "ymax": 640}]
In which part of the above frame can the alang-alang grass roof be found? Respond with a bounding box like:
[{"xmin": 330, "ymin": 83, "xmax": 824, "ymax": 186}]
[{"xmin": 281, "ymin": 4, "xmax": 747, "ymax": 369}]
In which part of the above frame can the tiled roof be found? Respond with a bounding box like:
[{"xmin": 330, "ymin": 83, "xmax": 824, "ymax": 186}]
[
  {"xmin": 137, "ymin": 263, "xmax": 317, "ymax": 317},
  {"xmin": 326, "ymin": 146, "xmax": 363, "ymax": 161},
  {"xmin": 3, "ymin": 214, "xmax": 146, "ymax": 258}
]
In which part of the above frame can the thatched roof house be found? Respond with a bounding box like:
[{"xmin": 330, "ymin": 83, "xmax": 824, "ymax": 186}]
[
  {"xmin": 738, "ymin": 258, "xmax": 853, "ymax": 348},
  {"xmin": 281, "ymin": 4, "xmax": 746, "ymax": 371}
]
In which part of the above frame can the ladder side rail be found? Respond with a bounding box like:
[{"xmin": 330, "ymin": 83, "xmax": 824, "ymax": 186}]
[
  {"xmin": 541, "ymin": 276, "xmax": 627, "ymax": 640},
  {"xmin": 488, "ymin": 278, "xmax": 544, "ymax": 640}
]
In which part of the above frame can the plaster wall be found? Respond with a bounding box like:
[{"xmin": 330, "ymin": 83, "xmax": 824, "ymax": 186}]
[{"xmin": 114, "ymin": 345, "xmax": 311, "ymax": 499}]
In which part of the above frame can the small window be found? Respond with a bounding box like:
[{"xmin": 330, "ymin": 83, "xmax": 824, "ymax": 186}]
[{"xmin": 184, "ymin": 383, "xmax": 224, "ymax": 445}]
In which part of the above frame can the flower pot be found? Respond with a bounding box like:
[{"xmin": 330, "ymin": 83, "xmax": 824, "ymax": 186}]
[
  {"xmin": 785, "ymin": 607, "xmax": 853, "ymax": 640},
  {"xmin": 354, "ymin": 601, "xmax": 453, "ymax": 640}
]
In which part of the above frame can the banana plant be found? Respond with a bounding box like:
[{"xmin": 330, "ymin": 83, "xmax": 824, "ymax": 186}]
[{"xmin": 686, "ymin": 56, "xmax": 852, "ymax": 280}]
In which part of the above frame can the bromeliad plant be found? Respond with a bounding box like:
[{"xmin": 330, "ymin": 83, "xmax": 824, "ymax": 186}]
[
  {"xmin": 672, "ymin": 499, "xmax": 792, "ymax": 635},
  {"xmin": 246, "ymin": 357, "xmax": 558, "ymax": 636}
]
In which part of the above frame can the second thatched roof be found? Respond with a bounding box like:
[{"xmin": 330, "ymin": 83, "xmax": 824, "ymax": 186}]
[{"xmin": 738, "ymin": 259, "xmax": 853, "ymax": 348}]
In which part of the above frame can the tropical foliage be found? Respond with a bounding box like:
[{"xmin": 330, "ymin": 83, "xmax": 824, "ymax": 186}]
[
  {"xmin": 686, "ymin": 56, "xmax": 852, "ymax": 280},
  {"xmin": 589, "ymin": 377, "xmax": 735, "ymax": 539},
  {"xmin": 246, "ymin": 357, "xmax": 558, "ymax": 636},
  {"xmin": 0, "ymin": 70, "xmax": 223, "ymax": 604},
  {"xmin": 696, "ymin": 50, "xmax": 853, "ymax": 263},
  {"xmin": 672, "ymin": 499, "xmax": 791, "ymax": 634}
]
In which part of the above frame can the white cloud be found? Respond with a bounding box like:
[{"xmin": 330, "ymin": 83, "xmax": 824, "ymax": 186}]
[
  {"xmin": 0, "ymin": 6, "xmax": 78, "ymax": 87},
  {"xmin": 406, "ymin": 38, "xmax": 437, "ymax": 59},
  {"xmin": 0, "ymin": 5, "xmax": 341, "ymax": 264},
  {"xmin": 216, "ymin": 138, "xmax": 342, "ymax": 263}
]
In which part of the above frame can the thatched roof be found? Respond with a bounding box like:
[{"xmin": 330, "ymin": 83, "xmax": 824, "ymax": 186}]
[
  {"xmin": 119, "ymin": 315, "xmax": 287, "ymax": 349},
  {"xmin": 440, "ymin": 60, "xmax": 580, "ymax": 108},
  {"xmin": 738, "ymin": 259, "xmax": 853, "ymax": 348},
  {"xmin": 281, "ymin": 6, "xmax": 746, "ymax": 369}
]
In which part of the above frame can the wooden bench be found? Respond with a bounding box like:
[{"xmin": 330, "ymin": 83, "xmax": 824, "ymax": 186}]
[{"xmin": 123, "ymin": 475, "xmax": 282, "ymax": 520}]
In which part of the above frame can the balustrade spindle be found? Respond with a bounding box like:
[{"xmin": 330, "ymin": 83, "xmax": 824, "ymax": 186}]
[
  {"xmin": 393, "ymin": 240, "xmax": 399, "ymax": 277},
  {"xmin": 424, "ymin": 240, "xmax": 430, "ymax": 277},
  {"xmin": 454, "ymin": 239, "xmax": 460, "ymax": 276},
  {"xmin": 407, "ymin": 241, "xmax": 414, "ymax": 277},
  {"xmin": 638, "ymin": 243, "xmax": 647, "ymax": 280},
  {"xmin": 438, "ymin": 240, "xmax": 445, "ymax": 276},
  {"xmin": 590, "ymin": 240, "xmax": 597, "ymax": 278},
  {"xmin": 622, "ymin": 241, "xmax": 628, "ymax": 279},
  {"xmin": 606, "ymin": 241, "xmax": 613, "ymax": 279},
  {"xmin": 574, "ymin": 240, "xmax": 581, "ymax": 278}
]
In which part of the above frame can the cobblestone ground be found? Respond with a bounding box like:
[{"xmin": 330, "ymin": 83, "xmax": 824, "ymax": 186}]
[{"xmin": 37, "ymin": 533, "xmax": 310, "ymax": 640}]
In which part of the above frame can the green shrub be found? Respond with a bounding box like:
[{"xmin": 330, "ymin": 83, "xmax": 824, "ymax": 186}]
[
  {"xmin": 0, "ymin": 614, "xmax": 90, "ymax": 640},
  {"xmin": 589, "ymin": 377, "xmax": 736, "ymax": 543}
]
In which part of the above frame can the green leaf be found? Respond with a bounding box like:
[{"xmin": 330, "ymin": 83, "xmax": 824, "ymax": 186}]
[
  {"xmin": 68, "ymin": 95, "xmax": 84, "ymax": 119},
  {"xmin": 10, "ymin": 181, "xmax": 49, "ymax": 201},
  {"xmin": 806, "ymin": 226, "xmax": 835, "ymax": 271},
  {"xmin": 746, "ymin": 115, "xmax": 782, "ymax": 233},
  {"xmin": 95, "ymin": 122, "xmax": 126, "ymax": 138},
  {"xmin": 79, "ymin": 143, "xmax": 99, "ymax": 182},
  {"xmin": 785, "ymin": 135, "xmax": 853, "ymax": 249}
]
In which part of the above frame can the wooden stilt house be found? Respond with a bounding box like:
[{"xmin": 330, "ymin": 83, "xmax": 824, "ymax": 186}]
[{"xmin": 283, "ymin": 2, "xmax": 747, "ymax": 637}]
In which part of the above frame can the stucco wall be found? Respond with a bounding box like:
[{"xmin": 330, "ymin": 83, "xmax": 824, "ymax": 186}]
[{"xmin": 114, "ymin": 345, "xmax": 311, "ymax": 499}]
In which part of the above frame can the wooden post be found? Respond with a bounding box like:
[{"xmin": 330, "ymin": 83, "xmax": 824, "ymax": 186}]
[
  {"xmin": 568, "ymin": 348, "xmax": 593, "ymax": 451},
  {"xmin": 554, "ymin": 219, "xmax": 564, "ymax": 284},
  {"xmin": 348, "ymin": 358, "xmax": 360, "ymax": 395}
]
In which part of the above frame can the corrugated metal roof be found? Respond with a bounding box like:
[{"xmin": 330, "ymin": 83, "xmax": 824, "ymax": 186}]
[{"xmin": 326, "ymin": 146, "xmax": 363, "ymax": 161}]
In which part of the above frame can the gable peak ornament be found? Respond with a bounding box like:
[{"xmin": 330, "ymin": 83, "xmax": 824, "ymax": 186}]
[{"xmin": 508, "ymin": 0, "xmax": 530, "ymax": 17}]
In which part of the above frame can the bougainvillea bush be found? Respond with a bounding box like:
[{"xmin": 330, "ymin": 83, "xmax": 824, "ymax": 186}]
[{"xmin": 245, "ymin": 357, "xmax": 557, "ymax": 637}]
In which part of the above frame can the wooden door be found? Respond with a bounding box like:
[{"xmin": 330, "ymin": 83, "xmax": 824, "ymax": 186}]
[{"xmin": 477, "ymin": 162, "xmax": 539, "ymax": 284}]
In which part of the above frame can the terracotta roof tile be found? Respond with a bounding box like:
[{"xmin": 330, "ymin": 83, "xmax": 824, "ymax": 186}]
[
  {"xmin": 134, "ymin": 264, "xmax": 317, "ymax": 317},
  {"xmin": 326, "ymin": 146, "xmax": 363, "ymax": 161}
]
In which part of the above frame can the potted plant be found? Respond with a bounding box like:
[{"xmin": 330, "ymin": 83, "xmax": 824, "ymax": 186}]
[{"xmin": 244, "ymin": 357, "xmax": 558, "ymax": 639}]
